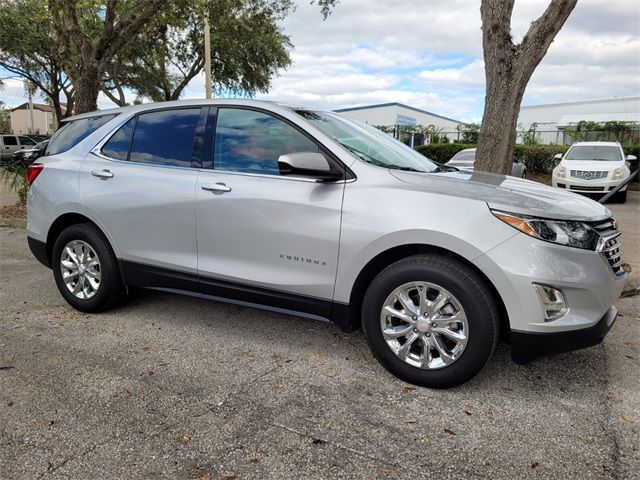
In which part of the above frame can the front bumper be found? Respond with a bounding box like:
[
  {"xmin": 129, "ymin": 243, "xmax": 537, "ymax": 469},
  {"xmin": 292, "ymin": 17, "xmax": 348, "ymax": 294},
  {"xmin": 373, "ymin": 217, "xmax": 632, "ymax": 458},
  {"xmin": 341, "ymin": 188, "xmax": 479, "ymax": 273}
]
[
  {"xmin": 553, "ymin": 176, "xmax": 628, "ymax": 193},
  {"xmin": 472, "ymin": 230, "xmax": 625, "ymax": 361},
  {"xmin": 510, "ymin": 305, "xmax": 617, "ymax": 364}
]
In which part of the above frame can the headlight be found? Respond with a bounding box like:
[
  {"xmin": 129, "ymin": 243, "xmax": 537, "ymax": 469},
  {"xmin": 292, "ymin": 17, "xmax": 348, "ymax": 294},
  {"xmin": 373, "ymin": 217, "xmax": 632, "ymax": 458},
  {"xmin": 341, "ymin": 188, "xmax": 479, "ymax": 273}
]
[
  {"xmin": 555, "ymin": 165, "xmax": 566, "ymax": 178},
  {"xmin": 612, "ymin": 166, "xmax": 624, "ymax": 180},
  {"xmin": 492, "ymin": 210, "xmax": 599, "ymax": 250},
  {"xmin": 24, "ymin": 152, "xmax": 35, "ymax": 158}
]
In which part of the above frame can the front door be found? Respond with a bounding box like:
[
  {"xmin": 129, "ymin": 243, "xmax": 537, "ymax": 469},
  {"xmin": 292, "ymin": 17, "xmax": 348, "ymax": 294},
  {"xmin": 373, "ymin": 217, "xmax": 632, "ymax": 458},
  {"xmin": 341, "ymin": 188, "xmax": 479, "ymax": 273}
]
[
  {"xmin": 80, "ymin": 108, "xmax": 206, "ymax": 286},
  {"xmin": 195, "ymin": 107, "xmax": 345, "ymax": 318}
]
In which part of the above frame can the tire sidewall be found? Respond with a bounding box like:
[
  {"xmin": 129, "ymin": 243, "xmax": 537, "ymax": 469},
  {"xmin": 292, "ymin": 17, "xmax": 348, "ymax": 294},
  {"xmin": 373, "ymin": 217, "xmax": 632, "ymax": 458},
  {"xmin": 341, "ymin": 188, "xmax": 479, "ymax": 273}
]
[{"xmin": 362, "ymin": 256, "xmax": 498, "ymax": 388}]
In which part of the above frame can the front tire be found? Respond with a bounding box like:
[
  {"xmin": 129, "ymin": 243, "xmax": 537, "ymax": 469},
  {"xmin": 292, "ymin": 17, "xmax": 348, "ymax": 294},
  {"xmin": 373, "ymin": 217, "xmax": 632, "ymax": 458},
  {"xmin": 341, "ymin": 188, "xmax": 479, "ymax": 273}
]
[
  {"xmin": 361, "ymin": 254, "xmax": 499, "ymax": 388},
  {"xmin": 52, "ymin": 223, "xmax": 125, "ymax": 312}
]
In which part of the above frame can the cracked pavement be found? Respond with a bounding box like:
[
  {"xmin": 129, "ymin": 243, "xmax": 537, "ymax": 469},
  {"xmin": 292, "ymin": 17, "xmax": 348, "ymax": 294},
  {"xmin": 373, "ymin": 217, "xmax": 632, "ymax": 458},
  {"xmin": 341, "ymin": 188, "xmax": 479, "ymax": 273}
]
[{"xmin": 0, "ymin": 194, "xmax": 638, "ymax": 479}]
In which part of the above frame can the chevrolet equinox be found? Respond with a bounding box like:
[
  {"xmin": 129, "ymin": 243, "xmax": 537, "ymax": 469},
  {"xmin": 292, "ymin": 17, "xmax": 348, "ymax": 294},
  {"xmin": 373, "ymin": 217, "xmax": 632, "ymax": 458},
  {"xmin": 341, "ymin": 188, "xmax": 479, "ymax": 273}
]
[{"xmin": 26, "ymin": 100, "xmax": 625, "ymax": 388}]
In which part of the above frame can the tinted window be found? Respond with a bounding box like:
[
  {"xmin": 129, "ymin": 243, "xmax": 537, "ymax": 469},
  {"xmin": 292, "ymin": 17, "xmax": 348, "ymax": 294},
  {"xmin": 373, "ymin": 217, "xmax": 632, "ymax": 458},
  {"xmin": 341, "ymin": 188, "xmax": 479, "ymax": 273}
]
[
  {"xmin": 3, "ymin": 136, "xmax": 17, "ymax": 146},
  {"xmin": 46, "ymin": 114, "xmax": 117, "ymax": 155},
  {"xmin": 102, "ymin": 118, "xmax": 135, "ymax": 160},
  {"xmin": 215, "ymin": 108, "xmax": 318, "ymax": 175},
  {"xmin": 18, "ymin": 136, "xmax": 36, "ymax": 146},
  {"xmin": 129, "ymin": 109, "xmax": 200, "ymax": 167}
]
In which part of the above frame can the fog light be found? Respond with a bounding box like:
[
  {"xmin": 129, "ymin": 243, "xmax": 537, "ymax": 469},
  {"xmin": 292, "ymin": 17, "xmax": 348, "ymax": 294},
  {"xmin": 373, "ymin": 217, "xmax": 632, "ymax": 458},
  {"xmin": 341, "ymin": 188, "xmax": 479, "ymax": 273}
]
[{"xmin": 533, "ymin": 283, "xmax": 568, "ymax": 321}]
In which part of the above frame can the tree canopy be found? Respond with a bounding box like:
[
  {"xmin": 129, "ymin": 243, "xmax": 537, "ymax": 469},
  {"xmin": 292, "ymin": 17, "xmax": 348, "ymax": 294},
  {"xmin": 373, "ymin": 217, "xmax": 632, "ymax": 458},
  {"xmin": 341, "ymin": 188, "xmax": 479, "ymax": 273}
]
[{"xmin": 1, "ymin": 0, "xmax": 337, "ymax": 116}]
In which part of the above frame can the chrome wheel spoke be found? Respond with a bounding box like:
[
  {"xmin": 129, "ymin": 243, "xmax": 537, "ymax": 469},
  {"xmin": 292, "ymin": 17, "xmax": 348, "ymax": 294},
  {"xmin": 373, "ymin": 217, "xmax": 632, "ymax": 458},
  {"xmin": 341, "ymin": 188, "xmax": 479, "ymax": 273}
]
[
  {"xmin": 429, "ymin": 335, "xmax": 456, "ymax": 365},
  {"xmin": 63, "ymin": 271, "xmax": 78, "ymax": 284},
  {"xmin": 382, "ymin": 324, "xmax": 414, "ymax": 340},
  {"xmin": 396, "ymin": 290, "xmax": 417, "ymax": 315},
  {"xmin": 433, "ymin": 327, "xmax": 467, "ymax": 345},
  {"xmin": 383, "ymin": 305, "xmax": 415, "ymax": 324},
  {"xmin": 397, "ymin": 332, "xmax": 419, "ymax": 360},
  {"xmin": 429, "ymin": 292, "xmax": 450, "ymax": 316}
]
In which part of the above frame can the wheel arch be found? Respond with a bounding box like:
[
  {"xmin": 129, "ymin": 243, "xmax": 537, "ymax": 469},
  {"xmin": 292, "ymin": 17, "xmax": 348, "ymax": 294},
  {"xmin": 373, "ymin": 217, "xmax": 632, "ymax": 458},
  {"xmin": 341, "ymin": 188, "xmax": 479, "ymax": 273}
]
[
  {"xmin": 45, "ymin": 213, "xmax": 106, "ymax": 266},
  {"xmin": 332, "ymin": 243, "xmax": 510, "ymax": 339}
]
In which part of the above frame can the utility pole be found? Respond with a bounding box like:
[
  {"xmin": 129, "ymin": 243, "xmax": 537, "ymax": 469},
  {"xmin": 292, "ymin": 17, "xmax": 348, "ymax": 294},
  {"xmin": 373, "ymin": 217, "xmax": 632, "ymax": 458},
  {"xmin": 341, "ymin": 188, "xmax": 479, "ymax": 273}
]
[
  {"xmin": 204, "ymin": 12, "xmax": 212, "ymax": 99},
  {"xmin": 27, "ymin": 86, "xmax": 35, "ymax": 134}
]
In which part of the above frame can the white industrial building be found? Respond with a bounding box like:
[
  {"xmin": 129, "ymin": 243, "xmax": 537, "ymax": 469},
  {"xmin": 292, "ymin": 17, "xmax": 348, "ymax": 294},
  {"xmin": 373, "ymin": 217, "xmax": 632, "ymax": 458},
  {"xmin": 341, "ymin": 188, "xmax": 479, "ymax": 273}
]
[
  {"xmin": 517, "ymin": 96, "xmax": 640, "ymax": 144},
  {"xmin": 334, "ymin": 102, "xmax": 465, "ymax": 144}
]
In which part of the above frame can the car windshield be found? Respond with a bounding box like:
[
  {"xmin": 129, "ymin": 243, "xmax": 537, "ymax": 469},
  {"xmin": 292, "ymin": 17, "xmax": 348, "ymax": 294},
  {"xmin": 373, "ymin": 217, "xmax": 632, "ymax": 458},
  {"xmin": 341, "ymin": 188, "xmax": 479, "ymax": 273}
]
[
  {"xmin": 295, "ymin": 110, "xmax": 439, "ymax": 173},
  {"xmin": 564, "ymin": 145, "xmax": 622, "ymax": 161},
  {"xmin": 449, "ymin": 150, "xmax": 476, "ymax": 162}
]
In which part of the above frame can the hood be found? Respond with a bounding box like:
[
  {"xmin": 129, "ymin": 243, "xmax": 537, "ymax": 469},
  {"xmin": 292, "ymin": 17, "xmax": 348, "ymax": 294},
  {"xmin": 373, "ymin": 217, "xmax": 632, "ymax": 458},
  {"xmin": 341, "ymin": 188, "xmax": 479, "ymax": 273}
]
[{"xmin": 389, "ymin": 169, "xmax": 611, "ymax": 222}]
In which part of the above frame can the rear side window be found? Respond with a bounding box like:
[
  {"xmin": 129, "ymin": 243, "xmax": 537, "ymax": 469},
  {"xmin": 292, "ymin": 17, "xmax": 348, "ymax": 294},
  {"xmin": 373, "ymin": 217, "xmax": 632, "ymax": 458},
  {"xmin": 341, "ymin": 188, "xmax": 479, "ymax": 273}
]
[
  {"xmin": 46, "ymin": 114, "xmax": 117, "ymax": 156},
  {"xmin": 2, "ymin": 136, "xmax": 17, "ymax": 145},
  {"xmin": 129, "ymin": 109, "xmax": 200, "ymax": 167},
  {"xmin": 101, "ymin": 118, "xmax": 135, "ymax": 160}
]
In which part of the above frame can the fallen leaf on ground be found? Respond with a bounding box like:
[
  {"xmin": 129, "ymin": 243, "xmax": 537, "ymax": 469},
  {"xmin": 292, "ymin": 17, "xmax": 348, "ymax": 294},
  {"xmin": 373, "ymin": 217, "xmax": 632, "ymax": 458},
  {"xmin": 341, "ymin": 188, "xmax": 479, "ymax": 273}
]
[
  {"xmin": 402, "ymin": 386, "xmax": 417, "ymax": 393},
  {"xmin": 182, "ymin": 434, "xmax": 191, "ymax": 444},
  {"xmin": 221, "ymin": 475, "xmax": 237, "ymax": 480},
  {"xmin": 464, "ymin": 410, "xmax": 472, "ymax": 416},
  {"xmin": 531, "ymin": 462, "xmax": 540, "ymax": 469},
  {"xmin": 249, "ymin": 458, "xmax": 259, "ymax": 464},
  {"xmin": 621, "ymin": 416, "xmax": 634, "ymax": 424},
  {"xmin": 122, "ymin": 389, "xmax": 132, "ymax": 401},
  {"xmin": 444, "ymin": 428, "xmax": 456, "ymax": 436},
  {"xmin": 310, "ymin": 353, "xmax": 324, "ymax": 361},
  {"xmin": 272, "ymin": 383, "xmax": 284, "ymax": 389}
]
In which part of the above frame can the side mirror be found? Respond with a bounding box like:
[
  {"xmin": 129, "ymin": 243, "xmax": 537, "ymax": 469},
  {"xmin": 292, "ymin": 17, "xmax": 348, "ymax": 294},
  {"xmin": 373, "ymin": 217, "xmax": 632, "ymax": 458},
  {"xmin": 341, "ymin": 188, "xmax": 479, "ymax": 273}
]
[
  {"xmin": 626, "ymin": 154, "xmax": 638, "ymax": 161},
  {"xmin": 278, "ymin": 152, "xmax": 343, "ymax": 182},
  {"xmin": 553, "ymin": 153, "xmax": 563, "ymax": 166}
]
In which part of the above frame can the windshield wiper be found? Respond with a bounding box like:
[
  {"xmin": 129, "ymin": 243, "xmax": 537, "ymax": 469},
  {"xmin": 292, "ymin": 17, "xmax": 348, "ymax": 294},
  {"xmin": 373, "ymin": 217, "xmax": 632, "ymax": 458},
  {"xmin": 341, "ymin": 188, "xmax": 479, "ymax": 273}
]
[
  {"xmin": 432, "ymin": 162, "xmax": 459, "ymax": 172},
  {"xmin": 386, "ymin": 165, "xmax": 425, "ymax": 173}
]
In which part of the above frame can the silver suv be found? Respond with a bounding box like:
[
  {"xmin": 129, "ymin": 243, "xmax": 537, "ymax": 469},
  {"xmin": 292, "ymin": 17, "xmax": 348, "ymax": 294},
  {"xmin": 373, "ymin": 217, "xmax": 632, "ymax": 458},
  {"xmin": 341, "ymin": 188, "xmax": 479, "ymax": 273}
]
[{"xmin": 26, "ymin": 100, "xmax": 625, "ymax": 388}]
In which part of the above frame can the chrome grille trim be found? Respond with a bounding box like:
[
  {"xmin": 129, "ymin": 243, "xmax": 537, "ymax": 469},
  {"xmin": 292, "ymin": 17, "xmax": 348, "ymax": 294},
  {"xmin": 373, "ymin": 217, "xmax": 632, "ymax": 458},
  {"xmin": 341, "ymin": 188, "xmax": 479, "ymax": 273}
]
[
  {"xmin": 590, "ymin": 217, "xmax": 624, "ymax": 277},
  {"xmin": 570, "ymin": 170, "xmax": 608, "ymax": 180}
]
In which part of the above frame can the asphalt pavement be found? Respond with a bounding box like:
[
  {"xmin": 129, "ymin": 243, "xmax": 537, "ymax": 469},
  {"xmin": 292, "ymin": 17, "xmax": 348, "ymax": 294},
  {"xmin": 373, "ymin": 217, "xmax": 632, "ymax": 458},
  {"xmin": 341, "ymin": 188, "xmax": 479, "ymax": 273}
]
[{"xmin": 0, "ymin": 190, "xmax": 638, "ymax": 479}]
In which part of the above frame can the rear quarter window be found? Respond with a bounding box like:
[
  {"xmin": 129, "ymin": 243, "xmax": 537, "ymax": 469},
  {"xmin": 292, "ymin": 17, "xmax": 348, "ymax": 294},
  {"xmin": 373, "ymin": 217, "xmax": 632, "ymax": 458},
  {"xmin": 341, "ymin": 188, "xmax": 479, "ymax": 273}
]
[{"xmin": 46, "ymin": 114, "xmax": 117, "ymax": 156}]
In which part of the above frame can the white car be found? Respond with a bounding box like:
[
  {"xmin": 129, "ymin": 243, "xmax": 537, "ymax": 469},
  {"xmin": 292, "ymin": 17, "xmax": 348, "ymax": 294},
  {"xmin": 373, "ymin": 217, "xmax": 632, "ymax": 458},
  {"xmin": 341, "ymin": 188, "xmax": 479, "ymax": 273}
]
[{"xmin": 552, "ymin": 141, "xmax": 635, "ymax": 203}]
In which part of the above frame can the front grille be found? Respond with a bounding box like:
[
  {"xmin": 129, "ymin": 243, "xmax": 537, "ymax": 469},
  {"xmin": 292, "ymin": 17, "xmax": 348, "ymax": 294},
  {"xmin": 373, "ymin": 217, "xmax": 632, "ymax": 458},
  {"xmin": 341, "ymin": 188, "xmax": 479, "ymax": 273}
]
[
  {"xmin": 590, "ymin": 218, "xmax": 624, "ymax": 276},
  {"xmin": 570, "ymin": 170, "xmax": 608, "ymax": 180},
  {"xmin": 570, "ymin": 185, "xmax": 606, "ymax": 191}
]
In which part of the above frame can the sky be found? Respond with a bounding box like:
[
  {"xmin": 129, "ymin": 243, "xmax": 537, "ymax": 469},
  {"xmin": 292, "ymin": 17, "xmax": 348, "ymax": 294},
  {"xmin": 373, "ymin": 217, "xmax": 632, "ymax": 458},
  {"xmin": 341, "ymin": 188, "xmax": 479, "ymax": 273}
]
[{"xmin": 1, "ymin": 0, "xmax": 639, "ymax": 123}]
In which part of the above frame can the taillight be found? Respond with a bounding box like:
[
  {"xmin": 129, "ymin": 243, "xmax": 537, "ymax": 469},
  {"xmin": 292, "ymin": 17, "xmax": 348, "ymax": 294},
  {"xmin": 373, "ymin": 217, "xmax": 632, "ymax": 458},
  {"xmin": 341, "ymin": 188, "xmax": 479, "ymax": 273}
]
[{"xmin": 27, "ymin": 163, "xmax": 44, "ymax": 185}]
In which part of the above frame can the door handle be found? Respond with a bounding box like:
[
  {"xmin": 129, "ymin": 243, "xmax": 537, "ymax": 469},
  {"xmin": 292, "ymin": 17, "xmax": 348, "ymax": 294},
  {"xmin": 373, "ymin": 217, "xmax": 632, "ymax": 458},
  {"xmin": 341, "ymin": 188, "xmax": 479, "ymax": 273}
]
[
  {"xmin": 91, "ymin": 169, "xmax": 114, "ymax": 179},
  {"xmin": 202, "ymin": 182, "xmax": 232, "ymax": 194}
]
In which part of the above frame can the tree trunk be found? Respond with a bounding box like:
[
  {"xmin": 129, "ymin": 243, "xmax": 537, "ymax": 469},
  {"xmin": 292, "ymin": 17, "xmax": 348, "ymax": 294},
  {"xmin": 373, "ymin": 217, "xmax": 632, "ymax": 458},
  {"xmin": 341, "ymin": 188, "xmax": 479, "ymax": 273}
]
[
  {"xmin": 74, "ymin": 69, "xmax": 101, "ymax": 113},
  {"xmin": 475, "ymin": 0, "xmax": 578, "ymax": 174}
]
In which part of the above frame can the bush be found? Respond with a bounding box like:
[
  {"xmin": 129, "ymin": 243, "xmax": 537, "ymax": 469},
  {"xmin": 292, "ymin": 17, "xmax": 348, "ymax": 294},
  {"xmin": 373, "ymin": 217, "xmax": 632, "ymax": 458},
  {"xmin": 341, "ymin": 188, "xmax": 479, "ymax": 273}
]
[
  {"xmin": 515, "ymin": 144, "xmax": 568, "ymax": 174},
  {"xmin": 0, "ymin": 160, "xmax": 29, "ymax": 204}
]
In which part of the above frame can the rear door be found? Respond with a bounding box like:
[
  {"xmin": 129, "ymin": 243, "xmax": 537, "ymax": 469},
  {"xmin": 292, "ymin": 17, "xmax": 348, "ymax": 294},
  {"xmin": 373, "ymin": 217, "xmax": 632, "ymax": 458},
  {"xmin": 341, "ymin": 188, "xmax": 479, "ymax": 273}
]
[
  {"xmin": 195, "ymin": 107, "xmax": 346, "ymax": 317},
  {"xmin": 80, "ymin": 108, "xmax": 206, "ymax": 286}
]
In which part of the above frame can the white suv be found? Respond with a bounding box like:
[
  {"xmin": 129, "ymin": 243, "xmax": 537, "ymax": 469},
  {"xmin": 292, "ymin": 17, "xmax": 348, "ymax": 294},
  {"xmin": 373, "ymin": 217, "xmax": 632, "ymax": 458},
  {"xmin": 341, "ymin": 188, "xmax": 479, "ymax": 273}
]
[
  {"xmin": 552, "ymin": 141, "xmax": 635, "ymax": 203},
  {"xmin": 26, "ymin": 100, "xmax": 626, "ymax": 388}
]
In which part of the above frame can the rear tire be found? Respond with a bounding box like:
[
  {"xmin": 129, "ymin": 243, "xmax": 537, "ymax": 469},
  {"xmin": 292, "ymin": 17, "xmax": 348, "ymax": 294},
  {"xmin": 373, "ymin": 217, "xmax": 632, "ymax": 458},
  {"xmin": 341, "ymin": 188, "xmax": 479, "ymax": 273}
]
[
  {"xmin": 361, "ymin": 254, "xmax": 499, "ymax": 388},
  {"xmin": 52, "ymin": 223, "xmax": 126, "ymax": 312}
]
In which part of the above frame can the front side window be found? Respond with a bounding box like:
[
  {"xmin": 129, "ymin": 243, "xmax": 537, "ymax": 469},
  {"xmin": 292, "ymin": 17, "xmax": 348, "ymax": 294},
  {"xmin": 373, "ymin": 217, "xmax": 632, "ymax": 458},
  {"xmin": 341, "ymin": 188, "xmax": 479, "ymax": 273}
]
[
  {"xmin": 129, "ymin": 109, "xmax": 201, "ymax": 167},
  {"xmin": 565, "ymin": 145, "xmax": 623, "ymax": 161},
  {"xmin": 18, "ymin": 136, "xmax": 36, "ymax": 146},
  {"xmin": 214, "ymin": 108, "xmax": 319, "ymax": 175},
  {"xmin": 46, "ymin": 114, "xmax": 117, "ymax": 156},
  {"xmin": 101, "ymin": 118, "xmax": 135, "ymax": 161}
]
